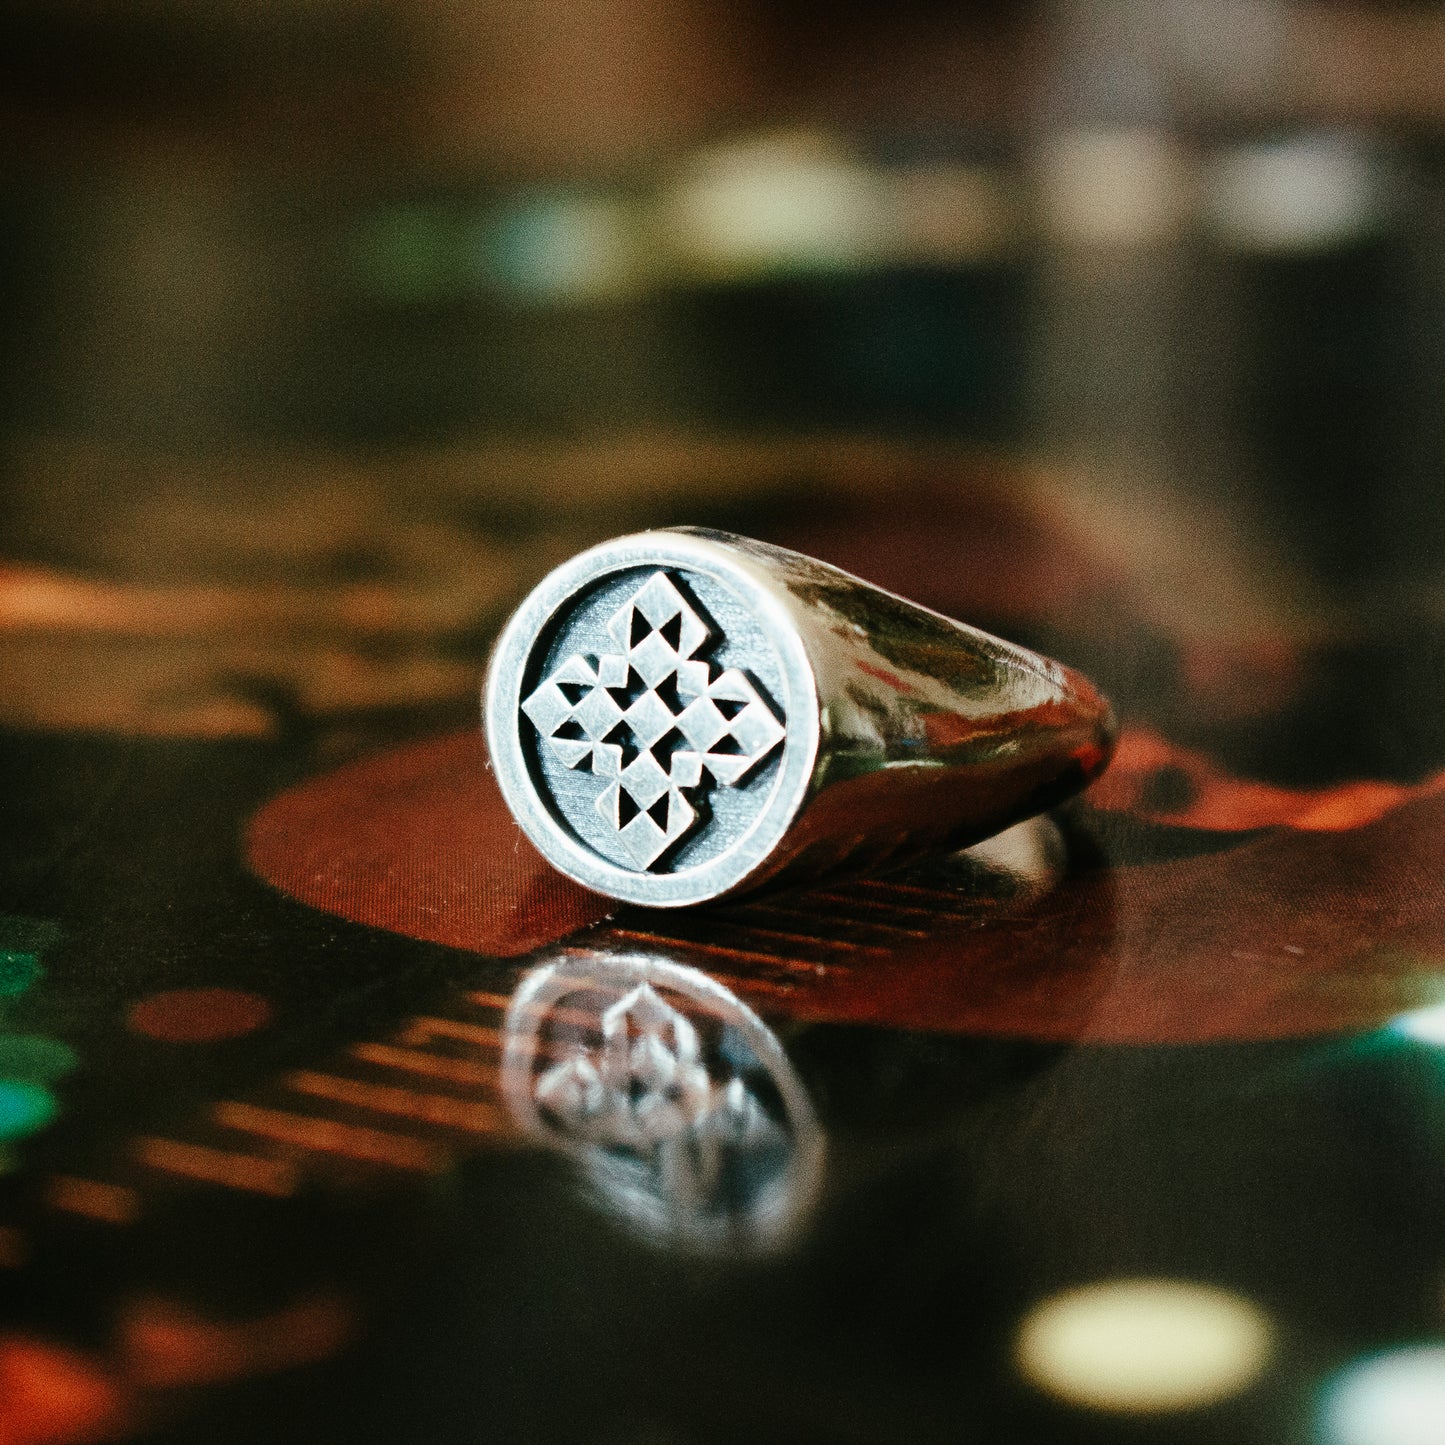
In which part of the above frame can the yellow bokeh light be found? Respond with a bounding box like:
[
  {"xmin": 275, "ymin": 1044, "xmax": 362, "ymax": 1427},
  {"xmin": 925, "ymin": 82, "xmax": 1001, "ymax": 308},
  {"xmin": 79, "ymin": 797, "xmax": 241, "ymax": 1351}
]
[{"xmin": 1015, "ymin": 1278, "xmax": 1276, "ymax": 1413}]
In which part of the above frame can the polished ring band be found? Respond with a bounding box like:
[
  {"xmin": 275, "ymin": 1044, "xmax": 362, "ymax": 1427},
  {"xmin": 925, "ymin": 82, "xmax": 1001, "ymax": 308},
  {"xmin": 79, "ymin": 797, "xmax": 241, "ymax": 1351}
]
[{"xmin": 484, "ymin": 528, "xmax": 1115, "ymax": 908}]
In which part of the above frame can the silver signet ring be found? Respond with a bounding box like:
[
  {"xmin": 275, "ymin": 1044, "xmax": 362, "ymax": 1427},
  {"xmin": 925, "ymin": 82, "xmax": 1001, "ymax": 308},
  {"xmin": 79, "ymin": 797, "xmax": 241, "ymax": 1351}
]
[{"xmin": 485, "ymin": 528, "xmax": 1116, "ymax": 907}]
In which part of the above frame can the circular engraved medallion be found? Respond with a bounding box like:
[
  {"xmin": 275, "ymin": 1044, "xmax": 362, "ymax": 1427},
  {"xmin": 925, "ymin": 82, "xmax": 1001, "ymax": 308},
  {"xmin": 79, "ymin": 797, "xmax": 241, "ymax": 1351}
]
[{"xmin": 486, "ymin": 532, "xmax": 819, "ymax": 907}]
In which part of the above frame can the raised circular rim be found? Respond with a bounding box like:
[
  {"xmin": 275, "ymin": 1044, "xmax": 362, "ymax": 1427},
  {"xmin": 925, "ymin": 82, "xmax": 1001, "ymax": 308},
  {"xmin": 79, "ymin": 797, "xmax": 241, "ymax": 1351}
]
[{"xmin": 483, "ymin": 529, "xmax": 820, "ymax": 907}]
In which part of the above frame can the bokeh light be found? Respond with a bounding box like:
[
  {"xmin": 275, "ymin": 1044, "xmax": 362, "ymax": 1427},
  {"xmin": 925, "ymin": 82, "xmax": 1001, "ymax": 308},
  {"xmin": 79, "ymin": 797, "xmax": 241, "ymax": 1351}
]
[
  {"xmin": 485, "ymin": 191, "xmax": 639, "ymax": 303},
  {"xmin": 346, "ymin": 204, "xmax": 461, "ymax": 305},
  {"xmin": 1015, "ymin": 1278, "xmax": 1275, "ymax": 1412},
  {"xmin": 661, "ymin": 131, "xmax": 883, "ymax": 278},
  {"xmin": 1319, "ymin": 1344, "xmax": 1445, "ymax": 1445},
  {"xmin": 1035, "ymin": 129, "xmax": 1189, "ymax": 247},
  {"xmin": 0, "ymin": 1082, "xmax": 58, "ymax": 1142},
  {"xmin": 0, "ymin": 1335, "xmax": 128, "ymax": 1445},
  {"xmin": 127, "ymin": 988, "xmax": 272, "ymax": 1044},
  {"xmin": 1202, "ymin": 133, "xmax": 1385, "ymax": 254},
  {"xmin": 1389, "ymin": 1004, "xmax": 1445, "ymax": 1047}
]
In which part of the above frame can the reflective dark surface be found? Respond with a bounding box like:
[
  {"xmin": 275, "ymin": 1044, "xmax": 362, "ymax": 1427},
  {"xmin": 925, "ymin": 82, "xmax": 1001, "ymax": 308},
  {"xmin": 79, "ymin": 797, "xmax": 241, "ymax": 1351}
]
[
  {"xmin": 5, "ymin": 461, "xmax": 1445, "ymax": 1444},
  {"xmin": 4, "ymin": 5, "xmax": 1445, "ymax": 1440}
]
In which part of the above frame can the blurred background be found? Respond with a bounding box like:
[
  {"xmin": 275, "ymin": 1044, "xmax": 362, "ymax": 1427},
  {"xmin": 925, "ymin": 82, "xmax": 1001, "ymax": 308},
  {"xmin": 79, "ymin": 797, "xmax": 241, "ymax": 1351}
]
[
  {"xmin": 0, "ymin": 0, "xmax": 1443, "ymax": 738},
  {"xmin": 6, "ymin": 10, "xmax": 1445, "ymax": 1444}
]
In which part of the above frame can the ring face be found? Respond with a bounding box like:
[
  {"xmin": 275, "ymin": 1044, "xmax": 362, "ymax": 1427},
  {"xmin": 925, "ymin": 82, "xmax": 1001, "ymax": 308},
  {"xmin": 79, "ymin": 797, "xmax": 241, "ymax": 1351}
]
[
  {"xmin": 487, "ymin": 534, "xmax": 820, "ymax": 906},
  {"xmin": 521, "ymin": 567, "xmax": 787, "ymax": 872}
]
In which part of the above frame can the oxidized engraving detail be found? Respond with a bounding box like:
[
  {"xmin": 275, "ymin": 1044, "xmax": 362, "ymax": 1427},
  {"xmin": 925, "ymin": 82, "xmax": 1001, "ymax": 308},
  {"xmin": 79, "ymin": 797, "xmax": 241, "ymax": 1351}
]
[{"xmin": 522, "ymin": 572, "xmax": 785, "ymax": 869}]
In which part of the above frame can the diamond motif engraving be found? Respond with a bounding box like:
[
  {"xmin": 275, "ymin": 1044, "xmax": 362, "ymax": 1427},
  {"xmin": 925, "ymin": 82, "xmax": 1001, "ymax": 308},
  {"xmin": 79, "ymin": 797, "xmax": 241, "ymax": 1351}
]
[{"xmin": 521, "ymin": 572, "xmax": 785, "ymax": 869}]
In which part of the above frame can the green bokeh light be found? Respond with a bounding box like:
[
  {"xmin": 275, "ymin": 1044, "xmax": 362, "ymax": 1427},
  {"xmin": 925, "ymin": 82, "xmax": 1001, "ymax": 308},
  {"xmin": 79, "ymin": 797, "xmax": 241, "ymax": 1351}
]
[
  {"xmin": 0, "ymin": 1081, "xmax": 57, "ymax": 1140},
  {"xmin": 348, "ymin": 205, "xmax": 463, "ymax": 305}
]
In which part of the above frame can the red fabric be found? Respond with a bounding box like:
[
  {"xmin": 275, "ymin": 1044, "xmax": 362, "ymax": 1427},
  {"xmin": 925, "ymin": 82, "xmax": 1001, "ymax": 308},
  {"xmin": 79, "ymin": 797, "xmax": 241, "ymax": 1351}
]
[{"xmin": 245, "ymin": 731, "xmax": 612, "ymax": 957}]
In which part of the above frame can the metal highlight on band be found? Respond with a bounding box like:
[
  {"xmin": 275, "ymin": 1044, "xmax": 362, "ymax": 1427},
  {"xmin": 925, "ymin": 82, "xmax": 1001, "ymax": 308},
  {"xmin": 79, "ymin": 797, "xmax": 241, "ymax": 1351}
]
[{"xmin": 485, "ymin": 528, "xmax": 1115, "ymax": 907}]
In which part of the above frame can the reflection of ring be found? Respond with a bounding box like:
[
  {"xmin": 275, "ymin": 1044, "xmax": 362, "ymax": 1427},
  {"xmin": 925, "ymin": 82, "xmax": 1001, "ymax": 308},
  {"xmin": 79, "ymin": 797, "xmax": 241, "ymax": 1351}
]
[
  {"xmin": 485, "ymin": 528, "xmax": 1115, "ymax": 907},
  {"xmin": 502, "ymin": 949, "xmax": 822, "ymax": 1251}
]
